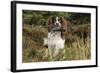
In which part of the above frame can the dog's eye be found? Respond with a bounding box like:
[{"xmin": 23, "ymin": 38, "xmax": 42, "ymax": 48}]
[
  {"xmin": 52, "ymin": 20, "xmax": 56, "ymax": 23},
  {"xmin": 58, "ymin": 19, "xmax": 61, "ymax": 22},
  {"xmin": 53, "ymin": 19, "xmax": 56, "ymax": 23}
]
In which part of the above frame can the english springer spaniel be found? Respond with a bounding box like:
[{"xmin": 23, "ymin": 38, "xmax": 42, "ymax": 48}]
[{"xmin": 44, "ymin": 16, "xmax": 67, "ymax": 60}]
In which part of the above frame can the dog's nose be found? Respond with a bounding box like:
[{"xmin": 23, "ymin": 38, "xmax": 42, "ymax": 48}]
[{"xmin": 56, "ymin": 23, "xmax": 59, "ymax": 26}]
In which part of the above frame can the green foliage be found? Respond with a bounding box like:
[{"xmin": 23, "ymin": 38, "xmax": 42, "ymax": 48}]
[
  {"xmin": 68, "ymin": 13, "xmax": 91, "ymax": 24},
  {"xmin": 23, "ymin": 10, "xmax": 91, "ymax": 25},
  {"xmin": 23, "ymin": 14, "xmax": 33, "ymax": 24}
]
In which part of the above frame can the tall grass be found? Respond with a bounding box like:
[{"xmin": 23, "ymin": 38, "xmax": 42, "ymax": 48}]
[{"xmin": 22, "ymin": 24, "xmax": 91, "ymax": 63}]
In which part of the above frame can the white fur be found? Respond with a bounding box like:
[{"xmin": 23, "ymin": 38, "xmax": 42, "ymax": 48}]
[
  {"xmin": 48, "ymin": 31, "xmax": 65, "ymax": 58},
  {"xmin": 48, "ymin": 32, "xmax": 65, "ymax": 49},
  {"xmin": 54, "ymin": 17, "xmax": 61, "ymax": 26},
  {"xmin": 43, "ymin": 38, "xmax": 48, "ymax": 46}
]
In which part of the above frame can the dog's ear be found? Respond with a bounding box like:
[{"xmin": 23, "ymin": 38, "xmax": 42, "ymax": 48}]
[
  {"xmin": 47, "ymin": 16, "xmax": 53, "ymax": 32},
  {"xmin": 61, "ymin": 17, "xmax": 67, "ymax": 32},
  {"xmin": 60, "ymin": 17, "xmax": 68, "ymax": 38},
  {"xmin": 47, "ymin": 16, "xmax": 53, "ymax": 25}
]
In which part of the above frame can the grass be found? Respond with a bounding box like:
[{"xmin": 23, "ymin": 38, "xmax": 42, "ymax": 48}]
[{"xmin": 22, "ymin": 24, "xmax": 91, "ymax": 63}]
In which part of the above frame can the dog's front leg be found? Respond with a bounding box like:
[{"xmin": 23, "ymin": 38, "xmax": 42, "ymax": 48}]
[
  {"xmin": 53, "ymin": 49, "xmax": 59, "ymax": 58},
  {"xmin": 48, "ymin": 48, "xmax": 53, "ymax": 60}
]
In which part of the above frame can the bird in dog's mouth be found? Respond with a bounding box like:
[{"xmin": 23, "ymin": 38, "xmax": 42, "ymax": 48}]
[{"xmin": 51, "ymin": 26, "xmax": 65, "ymax": 32}]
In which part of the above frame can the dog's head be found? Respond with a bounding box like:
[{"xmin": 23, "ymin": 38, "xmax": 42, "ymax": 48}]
[
  {"xmin": 47, "ymin": 16, "xmax": 67, "ymax": 38},
  {"xmin": 47, "ymin": 16, "xmax": 66, "ymax": 31}
]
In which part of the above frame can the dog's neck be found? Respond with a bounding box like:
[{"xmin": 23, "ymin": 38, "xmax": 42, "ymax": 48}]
[{"xmin": 48, "ymin": 31, "xmax": 62, "ymax": 39}]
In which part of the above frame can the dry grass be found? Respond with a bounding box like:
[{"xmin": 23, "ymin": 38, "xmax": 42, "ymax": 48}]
[{"xmin": 22, "ymin": 24, "xmax": 91, "ymax": 63}]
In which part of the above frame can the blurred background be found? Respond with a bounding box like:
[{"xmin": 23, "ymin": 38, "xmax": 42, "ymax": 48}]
[{"xmin": 22, "ymin": 10, "xmax": 91, "ymax": 62}]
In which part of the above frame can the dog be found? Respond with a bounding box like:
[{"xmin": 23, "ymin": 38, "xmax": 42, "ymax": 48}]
[{"xmin": 44, "ymin": 16, "xmax": 67, "ymax": 60}]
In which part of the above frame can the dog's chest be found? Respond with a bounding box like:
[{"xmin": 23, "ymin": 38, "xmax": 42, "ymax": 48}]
[{"xmin": 48, "ymin": 32, "xmax": 65, "ymax": 49}]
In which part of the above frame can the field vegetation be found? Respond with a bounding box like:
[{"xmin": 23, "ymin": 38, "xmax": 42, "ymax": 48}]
[{"xmin": 22, "ymin": 10, "xmax": 91, "ymax": 62}]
